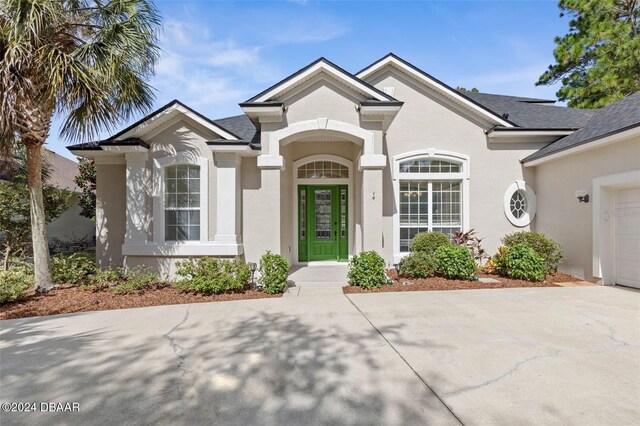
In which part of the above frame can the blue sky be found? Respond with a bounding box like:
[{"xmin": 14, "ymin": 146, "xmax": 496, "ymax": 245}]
[{"xmin": 50, "ymin": 0, "xmax": 569, "ymax": 160}]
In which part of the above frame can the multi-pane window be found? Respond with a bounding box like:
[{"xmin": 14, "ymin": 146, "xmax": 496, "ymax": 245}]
[
  {"xmin": 510, "ymin": 190, "xmax": 527, "ymax": 219},
  {"xmin": 399, "ymin": 159, "xmax": 460, "ymax": 174},
  {"xmin": 398, "ymin": 158, "xmax": 463, "ymax": 252},
  {"xmin": 298, "ymin": 161, "xmax": 348, "ymax": 179},
  {"xmin": 164, "ymin": 164, "xmax": 200, "ymax": 241},
  {"xmin": 300, "ymin": 189, "xmax": 306, "ymax": 240},
  {"xmin": 340, "ymin": 188, "xmax": 347, "ymax": 239}
]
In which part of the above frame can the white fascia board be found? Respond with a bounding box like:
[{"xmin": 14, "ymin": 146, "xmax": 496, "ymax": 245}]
[
  {"xmin": 488, "ymin": 130, "xmax": 574, "ymax": 144},
  {"xmin": 357, "ymin": 56, "xmax": 514, "ymax": 128},
  {"xmin": 252, "ymin": 61, "xmax": 390, "ymax": 103},
  {"xmin": 240, "ymin": 105, "xmax": 284, "ymax": 116},
  {"xmin": 524, "ymin": 125, "xmax": 640, "ymax": 167},
  {"xmin": 101, "ymin": 145, "xmax": 148, "ymax": 153},
  {"xmin": 117, "ymin": 104, "xmax": 238, "ymax": 141},
  {"xmin": 208, "ymin": 145, "xmax": 257, "ymax": 156},
  {"xmin": 359, "ymin": 105, "xmax": 403, "ymax": 115}
]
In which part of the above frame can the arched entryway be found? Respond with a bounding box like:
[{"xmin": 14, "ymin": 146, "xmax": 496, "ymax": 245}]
[{"xmin": 293, "ymin": 154, "xmax": 353, "ymax": 263}]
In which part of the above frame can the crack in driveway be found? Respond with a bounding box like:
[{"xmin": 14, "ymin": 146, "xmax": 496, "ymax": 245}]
[{"xmin": 163, "ymin": 304, "xmax": 191, "ymax": 416}]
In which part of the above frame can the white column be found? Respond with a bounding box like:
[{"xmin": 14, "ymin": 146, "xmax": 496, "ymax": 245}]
[
  {"xmin": 214, "ymin": 153, "xmax": 241, "ymax": 243},
  {"xmin": 361, "ymin": 168, "xmax": 384, "ymax": 252},
  {"xmin": 125, "ymin": 151, "xmax": 149, "ymax": 243}
]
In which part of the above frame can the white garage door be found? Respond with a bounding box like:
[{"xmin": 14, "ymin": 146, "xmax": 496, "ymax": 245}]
[{"xmin": 615, "ymin": 186, "xmax": 640, "ymax": 288}]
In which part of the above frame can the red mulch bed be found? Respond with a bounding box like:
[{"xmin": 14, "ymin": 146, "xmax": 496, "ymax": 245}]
[
  {"xmin": 0, "ymin": 284, "xmax": 281, "ymax": 320},
  {"xmin": 343, "ymin": 270, "xmax": 578, "ymax": 294}
]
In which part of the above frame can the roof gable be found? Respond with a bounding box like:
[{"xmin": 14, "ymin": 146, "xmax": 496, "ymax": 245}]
[
  {"xmin": 112, "ymin": 100, "xmax": 240, "ymax": 141},
  {"xmin": 357, "ymin": 53, "xmax": 515, "ymax": 128},
  {"xmin": 246, "ymin": 57, "xmax": 396, "ymax": 103}
]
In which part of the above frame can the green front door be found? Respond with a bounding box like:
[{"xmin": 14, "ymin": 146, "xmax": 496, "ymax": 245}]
[{"xmin": 298, "ymin": 185, "xmax": 348, "ymax": 262}]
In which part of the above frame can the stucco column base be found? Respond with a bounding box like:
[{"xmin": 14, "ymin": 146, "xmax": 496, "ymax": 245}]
[{"xmin": 361, "ymin": 168, "xmax": 384, "ymax": 253}]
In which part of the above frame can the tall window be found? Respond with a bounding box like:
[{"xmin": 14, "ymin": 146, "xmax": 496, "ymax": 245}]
[
  {"xmin": 164, "ymin": 164, "xmax": 200, "ymax": 241},
  {"xmin": 398, "ymin": 158, "xmax": 463, "ymax": 252}
]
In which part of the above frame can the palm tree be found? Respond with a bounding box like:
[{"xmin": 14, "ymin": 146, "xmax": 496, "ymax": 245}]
[{"xmin": 0, "ymin": 0, "xmax": 161, "ymax": 290}]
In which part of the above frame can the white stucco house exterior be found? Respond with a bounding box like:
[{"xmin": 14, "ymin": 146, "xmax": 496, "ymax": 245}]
[{"xmin": 69, "ymin": 54, "xmax": 640, "ymax": 288}]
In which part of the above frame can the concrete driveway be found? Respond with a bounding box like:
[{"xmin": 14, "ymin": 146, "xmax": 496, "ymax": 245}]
[{"xmin": 1, "ymin": 286, "xmax": 638, "ymax": 425}]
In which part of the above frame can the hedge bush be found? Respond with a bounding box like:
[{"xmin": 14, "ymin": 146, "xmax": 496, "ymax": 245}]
[
  {"xmin": 112, "ymin": 266, "xmax": 160, "ymax": 294},
  {"xmin": 258, "ymin": 251, "xmax": 290, "ymax": 294},
  {"xmin": 0, "ymin": 265, "xmax": 34, "ymax": 304},
  {"xmin": 502, "ymin": 231, "xmax": 563, "ymax": 273},
  {"xmin": 348, "ymin": 250, "xmax": 387, "ymax": 289},
  {"xmin": 175, "ymin": 257, "xmax": 250, "ymax": 294},
  {"xmin": 411, "ymin": 232, "xmax": 450, "ymax": 255},
  {"xmin": 435, "ymin": 244, "xmax": 476, "ymax": 280},
  {"xmin": 500, "ymin": 243, "xmax": 547, "ymax": 282},
  {"xmin": 51, "ymin": 252, "xmax": 96, "ymax": 285},
  {"xmin": 398, "ymin": 252, "xmax": 436, "ymax": 278}
]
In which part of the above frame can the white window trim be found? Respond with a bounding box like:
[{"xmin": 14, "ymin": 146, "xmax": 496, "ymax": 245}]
[
  {"xmin": 153, "ymin": 152, "xmax": 209, "ymax": 244},
  {"xmin": 503, "ymin": 181, "xmax": 536, "ymax": 227},
  {"xmin": 122, "ymin": 152, "xmax": 244, "ymax": 257},
  {"xmin": 392, "ymin": 150, "xmax": 470, "ymax": 263},
  {"xmin": 292, "ymin": 154, "xmax": 353, "ymax": 265}
]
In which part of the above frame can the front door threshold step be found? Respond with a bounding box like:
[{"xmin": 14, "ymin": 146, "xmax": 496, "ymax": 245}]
[{"xmin": 284, "ymin": 283, "xmax": 346, "ymax": 297}]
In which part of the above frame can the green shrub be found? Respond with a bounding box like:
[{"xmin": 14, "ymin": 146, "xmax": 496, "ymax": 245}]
[
  {"xmin": 502, "ymin": 231, "xmax": 563, "ymax": 273},
  {"xmin": 175, "ymin": 257, "xmax": 250, "ymax": 294},
  {"xmin": 435, "ymin": 244, "xmax": 476, "ymax": 280},
  {"xmin": 500, "ymin": 243, "xmax": 547, "ymax": 282},
  {"xmin": 258, "ymin": 251, "xmax": 289, "ymax": 294},
  {"xmin": 89, "ymin": 267, "xmax": 124, "ymax": 289},
  {"xmin": 411, "ymin": 232, "xmax": 450, "ymax": 255},
  {"xmin": 398, "ymin": 252, "xmax": 436, "ymax": 278},
  {"xmin": 348, "ymin": 250, "xmax": 386, "ymax": 289},
  {"xmin": 51, "ymin": 252, "xmax": 96, "ymax": 285},
  {"xmin": 112, "ymin": 266, "xmax": 159, "ymax": 294},
  {"xmin": 0, "ymin": 265, "xmax": 34, "ymax": 304},
  {"xmin": 490, "ymin": 246, "xmax": 509, "ymax": 276}
]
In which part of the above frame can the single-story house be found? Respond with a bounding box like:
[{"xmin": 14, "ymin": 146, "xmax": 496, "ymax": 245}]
[{"xmin": 69, "ymin": 54, "xmax": 640, "ymax": 288}]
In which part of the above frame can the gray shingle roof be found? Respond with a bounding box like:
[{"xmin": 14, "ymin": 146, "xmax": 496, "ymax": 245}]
[
  {"xmin": 213, "ymin": 114, "xmax": 259, "ymax": 144},
  {"xmin": 523, "ymin": 92, "xmax": 640, "ymax": 163},
  {"xmin": 464, "ymin": 92, "xmax": 596, "ymax": 129}
]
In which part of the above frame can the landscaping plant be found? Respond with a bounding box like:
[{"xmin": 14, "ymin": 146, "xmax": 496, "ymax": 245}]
[
  {"xmin": 398, "ymin": 252, "xmax": 436, "ymax": 278},
  {"xmin": 502, "ymin": 231, "xmax": 563, "ymax": 273},
  {"xmin": 435, "ymin": 244, "xmax": 477, "ymax": 280},
  {"xmin": 451, "ymin": 229, "xmax": 487, "ymax": 265},
  {"xmin": 258, "ymin": 251, "xmax": 290, "ymax": 294},
  {"xmin": 411, "ymin": 232, "xmax": 450, "ymax": 255},
  {"xmin": 51, "ymin": 252, "xmax": 96, "ymax": 285},
  {"xmin": 112, "ymin": 266, "xmax": 160, "ymax": 294},
  {"xmin": 0, "ymin": 264, "xmax": 34, "ymax": 304},
  {"xmin": 499, "ymin": 243, "xmax": 547, "ymax": 282},
  {"xmin": 348, "ymin": 250, "xmax": 387, "ymax": 289},
  {"xmin": 175, "ymin": 257, "xmax": 250, "ymax": 294}
]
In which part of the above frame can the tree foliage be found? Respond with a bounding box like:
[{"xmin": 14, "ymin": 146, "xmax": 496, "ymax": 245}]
[
  {"xmin": 456, "ymin": 86, "xmax": 480, "ymax": 93},
  {"xmin": 1, "ymin": 149, "xmax": 71, "ymax": 270},
  {"xmin": 0, "ymin": 0, "xmax": 161, "ymax": 289},
  {"xmin": 537, "ymin": 0, "xmax": 640, "ymax": 108},
  {"xmin": 74, "ymin": 159, "xmax": 96, "ymax": 221}
]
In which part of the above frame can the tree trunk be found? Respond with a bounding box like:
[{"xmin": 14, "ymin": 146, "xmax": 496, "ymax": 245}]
[
  {"xmin": 25, "ymin": 143, "xmax": 54, "ymax": 290},
  {"xmin": 3, "ymin": 232, "xmax": 12, "ymax": 271}
]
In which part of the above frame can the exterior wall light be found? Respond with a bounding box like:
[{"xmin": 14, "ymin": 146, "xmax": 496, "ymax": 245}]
[{"xmin": 576, "ymin": 191, "xmax": 590, "ymax": 203}]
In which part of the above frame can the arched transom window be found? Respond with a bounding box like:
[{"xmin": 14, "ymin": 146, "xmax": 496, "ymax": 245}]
[
  {"xmin": 298, "ymin": 161, "xmax": 349, "ymax": 179},
  {"xmin": 397, "ymin": 157, "xmax": 465, "ymax": 252}
]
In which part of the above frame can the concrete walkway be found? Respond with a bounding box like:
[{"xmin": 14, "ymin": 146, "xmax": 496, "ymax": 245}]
[
  {"xmin": 1, "ymin": 286, "xmax": 638, "ymax": 425},
  {"xmin": 285, "ymin": 264, "xmax": 348, "ymax": 297}
]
